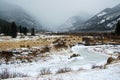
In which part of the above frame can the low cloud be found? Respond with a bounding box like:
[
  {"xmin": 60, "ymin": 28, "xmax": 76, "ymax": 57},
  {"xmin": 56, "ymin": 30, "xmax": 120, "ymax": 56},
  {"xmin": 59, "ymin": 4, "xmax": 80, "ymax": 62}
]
[{"xmin": 3, "ymin": 0, "xmax": 120, "ymax": 31}]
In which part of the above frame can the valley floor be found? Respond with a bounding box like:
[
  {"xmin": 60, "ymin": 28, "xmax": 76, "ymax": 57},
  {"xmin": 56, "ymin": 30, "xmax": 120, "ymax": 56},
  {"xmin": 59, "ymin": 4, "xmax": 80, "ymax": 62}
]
[
  {"xmin": 0, "ymin": 35, "xmax": 120, "ymax": 80},
  {"xmin": 5, "ymin": 61, "xmax": 120, "ymax": 80}
]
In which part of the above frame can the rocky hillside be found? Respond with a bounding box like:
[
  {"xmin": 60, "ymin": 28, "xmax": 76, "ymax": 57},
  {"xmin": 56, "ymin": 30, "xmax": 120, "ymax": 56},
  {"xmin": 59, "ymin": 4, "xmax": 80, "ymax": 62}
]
[
  {"xmin": 58, "ymin": 13, "xmax": 91, "ymax": 32},
  {"xmin": 75, "ymin": 4, "xmax": 120, "ymax": 32}
]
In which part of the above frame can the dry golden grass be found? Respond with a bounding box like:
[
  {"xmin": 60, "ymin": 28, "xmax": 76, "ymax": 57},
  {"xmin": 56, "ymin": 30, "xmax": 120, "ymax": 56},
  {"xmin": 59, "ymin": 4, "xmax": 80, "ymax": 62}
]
[
  {"xmin": 0, "ymin": 39, "xmax": 51, "ymax": 50},
  {"xmin": 0, "ymin": 35, "xmax": 82, "ymax": 50},
  {"xmin": 1, "ymin": 34, "xmax": 119, "ymax": 51}
]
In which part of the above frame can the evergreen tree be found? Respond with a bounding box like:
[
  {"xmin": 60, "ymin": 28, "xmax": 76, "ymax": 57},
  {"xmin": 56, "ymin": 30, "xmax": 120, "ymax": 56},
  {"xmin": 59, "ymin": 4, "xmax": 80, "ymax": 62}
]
[
  {"xmin": 115, "ymin": 20, "xmax": 120, "ymax": 35},
  {"xmin": 11, "ymin": 22, "xmax": 17, "ymax": 38},
  {"xmin": 1, "ymin": 24, "xmax": 10, "ymax": 35},
  {"xmin": 19, "ymin": 25, "xmax": 22, "ymax": 36},
  {"xmin": 1, "ymin": 25, "xmax": 7, "ymax": 35},
  {"xmin": 31, "ymin": 28, "xmax": 35, "ymax": 36},
  {"xmin": 4, "ymin": 25, "xmax": 10, "ymax": 35},
  {"xmin": 23, "ymin": 27, "xmax": 28, "ymax": 35},
  {"xmin": 19, "ymin": 25, "xmax": 22, "ymax": 33}
]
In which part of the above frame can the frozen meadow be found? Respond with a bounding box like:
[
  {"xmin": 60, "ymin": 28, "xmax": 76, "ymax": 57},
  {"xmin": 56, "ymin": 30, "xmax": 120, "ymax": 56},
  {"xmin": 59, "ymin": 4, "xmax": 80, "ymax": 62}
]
[{"xmin": 0, "ymin": 42, "xmax": 120, "ymax": 80}]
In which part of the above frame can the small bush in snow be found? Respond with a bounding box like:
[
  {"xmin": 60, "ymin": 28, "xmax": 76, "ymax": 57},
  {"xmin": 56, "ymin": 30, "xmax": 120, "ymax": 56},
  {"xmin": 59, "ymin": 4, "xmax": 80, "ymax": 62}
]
[
  {"xmin": 52, "ymin": 39, "xmax": 67, "ymax": 49},
  {"xmin": 27, "ymin": 45, "xmax": 30, "ymax": 48},
  {"xmin": 69, "ymin": 54, "xmax": 80, "ymax": 59},
  {"xmin": 117, "ymin": 55, "xmax": 120, "ymax": 60},
  {"xmin": 92, "ymin": 65, "xmax": 106, "ymax": 69},
  {"xmin": 39, "ymin": 68, "xmax": 51, "ymax": 75},
  {"xmin": 0, "ymin": 68, "xmax": 28, "ymax": 79},
  {"xmin": 56, "ymin": 67, "xmax": 72, "ymax": 74},
  {"xmin": 20, "ymin": 45, "xmax": 25, "ymax": 48},
  {"xmin": 107, "ymin": 57, "xmax": 115, "ymax": 64},
  {"xmin": 0, "ymin": 51, "xmax": 13, "ymax": 63},
  {"xmin": 39, "ymin": 46, "xmax": 50, "ymax": 53}
]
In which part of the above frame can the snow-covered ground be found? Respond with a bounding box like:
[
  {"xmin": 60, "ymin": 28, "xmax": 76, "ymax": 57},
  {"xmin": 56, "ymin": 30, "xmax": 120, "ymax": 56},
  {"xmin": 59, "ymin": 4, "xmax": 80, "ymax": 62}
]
[
  {"xmin": 0, "ymin": 34, "xmax": 64, "ymax": 42},
  {"xmin": 0, "ymin": 44, "xmax": 120, "ymax": 80},
  {"xmin": 0, "ymin": 36, "xmax": 39, "ymax": 42},
  {"xmin": 6, "ymin": 61, "xmax": 120, "ymax": 80},
  {"xmin": 88, "ymin": 45, "xmax": 120, "ymax": 58}
]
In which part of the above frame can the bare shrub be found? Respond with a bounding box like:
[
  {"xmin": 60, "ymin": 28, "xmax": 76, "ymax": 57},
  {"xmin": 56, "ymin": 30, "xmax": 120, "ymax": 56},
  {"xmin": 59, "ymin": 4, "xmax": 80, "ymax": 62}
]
[
  {"xmin": 20, "ymin": 45, "xmax": 23, "ymax": 48},
  {"xmin": 0, "ymin": 51, "xmax": 13, "ymax": 63},
  {"xmin": 39, "ymin": 68, "xmax": 51, "ymax": 75},
  {"xmin": 56, "ymin": 67, "xmax": 72, "ymax": 74},
  {"xmin": 39, "ymin": 46, "xmax": 50, "ymax": 53},
  {"xmin": 52, "ymin": 39, "xmax": 67, "ymax": 49},
  {"xmin": 29, "ymin": 51, "xmax": 37, "ymax": 57},
  {"xmin": 20, "ymin": 45, "xmax": 25, "ymax": 48},
  {"xmin": 92, "ymin": 65, "xmax": 106, "ymax": 69},
  {"xmin": 117, "ymin": 54, "xmax": 120, "ymax": 60},
  {"xmin": 0, "ymin": 68, "xmax": 28, "ymax": 79},
  {"xmin": 69, "ymin": 54, "xmax": 80, "ymax": 59},
  {"xmin": 27, "ymin": 45, "xmax": 30, "ymax": 48},
  {"xmin": 107, "ymin": 57, "xmax": 115, "ymax": 64}
]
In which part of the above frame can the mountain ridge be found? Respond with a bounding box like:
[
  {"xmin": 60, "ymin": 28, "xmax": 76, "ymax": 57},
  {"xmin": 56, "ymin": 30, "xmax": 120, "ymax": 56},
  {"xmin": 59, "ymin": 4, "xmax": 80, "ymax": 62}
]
[{"xmin": 73, "ymin": 3, "xmax": 120, "ymax": 32}]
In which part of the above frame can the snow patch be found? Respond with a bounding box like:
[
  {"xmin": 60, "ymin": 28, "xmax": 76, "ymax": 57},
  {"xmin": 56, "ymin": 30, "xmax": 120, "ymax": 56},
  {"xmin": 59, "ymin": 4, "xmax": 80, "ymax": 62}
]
[
  {"xmin": 99, "ymin": 19, "xmax": 105, "ymax": 24},
  {"xmin": 97, "ymin": 12, "xmax": 107, "ymax": 17},
  {"xmin": 107, "ymin": 23, "xmax": 113, "ymax": 28}
]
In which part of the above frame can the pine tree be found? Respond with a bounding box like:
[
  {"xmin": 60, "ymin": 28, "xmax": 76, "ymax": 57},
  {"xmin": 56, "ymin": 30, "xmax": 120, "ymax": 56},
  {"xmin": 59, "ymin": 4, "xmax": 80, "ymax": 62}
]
[
  {"xmin": 19, "ymin": 25, "xmax": 22, "ymax": 36},
  {"xmin": 23, "ymin": 27, "xmax": 28, "ymax": 35},
  {"xmin": 11, "ymin": 22, "xmax": 17, "ymax": 38},
  {"xmin": 31, "ymin": 28, "xmax": 35, "ymax": 36},
  {"xmin": 19, "ymin": 25, "xmax": 22, "ymax": 33},
  {"xmin": 115, "ymin": 20, "xmax": 120, "ymax": 35}
]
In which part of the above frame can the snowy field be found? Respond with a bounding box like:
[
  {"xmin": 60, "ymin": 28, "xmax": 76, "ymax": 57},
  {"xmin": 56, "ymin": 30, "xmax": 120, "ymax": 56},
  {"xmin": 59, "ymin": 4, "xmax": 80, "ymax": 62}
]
[
  {"xmin": 6, "ymin": 62, "xmax": 120, "ymax": 80},
  {"xmin": 0, "ymin": 44, "xmax": 120, "ymax": 80}
]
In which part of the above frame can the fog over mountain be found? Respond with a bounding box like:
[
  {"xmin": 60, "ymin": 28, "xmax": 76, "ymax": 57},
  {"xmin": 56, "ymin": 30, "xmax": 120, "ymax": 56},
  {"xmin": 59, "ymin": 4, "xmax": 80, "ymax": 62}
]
[
  {"xmin": 0, "ymin": 0, "xmax": 43, "ymax": 30},
  {"xmin": 2, "ymin": 0, "xmax": 120, "ymax": 31}
]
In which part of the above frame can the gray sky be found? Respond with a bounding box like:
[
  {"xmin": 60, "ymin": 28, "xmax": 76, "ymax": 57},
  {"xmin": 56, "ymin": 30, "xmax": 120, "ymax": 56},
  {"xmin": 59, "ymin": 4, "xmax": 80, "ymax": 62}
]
[{"xmin": 4, "ymin": 0, "xmax": 120, "ymax": 29}]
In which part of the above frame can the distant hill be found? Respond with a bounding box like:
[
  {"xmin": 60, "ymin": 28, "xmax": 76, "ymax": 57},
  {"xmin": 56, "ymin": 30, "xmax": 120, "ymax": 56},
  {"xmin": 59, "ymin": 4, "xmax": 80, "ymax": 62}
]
[{"xmin": 74, "ymin": 4, "xmax": 120, "ymax": 32}]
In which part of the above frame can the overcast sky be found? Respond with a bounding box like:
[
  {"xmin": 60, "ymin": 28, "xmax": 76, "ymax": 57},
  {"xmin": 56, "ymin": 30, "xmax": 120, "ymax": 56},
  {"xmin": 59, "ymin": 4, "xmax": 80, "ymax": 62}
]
[{"xmin": 3, "ymin": 0, "xmax": 120, "ymax": 29}]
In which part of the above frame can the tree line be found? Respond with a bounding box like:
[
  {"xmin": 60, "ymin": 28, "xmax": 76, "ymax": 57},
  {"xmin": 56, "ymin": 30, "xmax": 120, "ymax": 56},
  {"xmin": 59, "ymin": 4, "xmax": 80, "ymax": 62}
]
[
  {"xmin": 0, "ymin": 20, "xmax": 120, "ymax": 38},
  {"xmin": 0, "ymin": 21, "xmax": 35, "ymax": 38}
]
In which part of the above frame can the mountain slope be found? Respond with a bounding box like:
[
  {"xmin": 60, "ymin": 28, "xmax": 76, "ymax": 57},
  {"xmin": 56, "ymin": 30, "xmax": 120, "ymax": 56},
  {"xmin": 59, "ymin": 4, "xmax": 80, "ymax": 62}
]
[
  {"xmin": 58, "ymin": 13, "xmax": 91, "ymax": 32},
  {"xmin": 75, "ymin": 4, "xmax": 120, "ymax": 32},
  {"xmin": 0, "ymin": 1, "xmax": 42, "ymax": 29},
  {"xmin": 0, "ymin": 19, "xmax": 11, "ymax": 26},
  {"xmin": 0, "ymin": 18, "xmax": 11, "ymax": 34}
]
